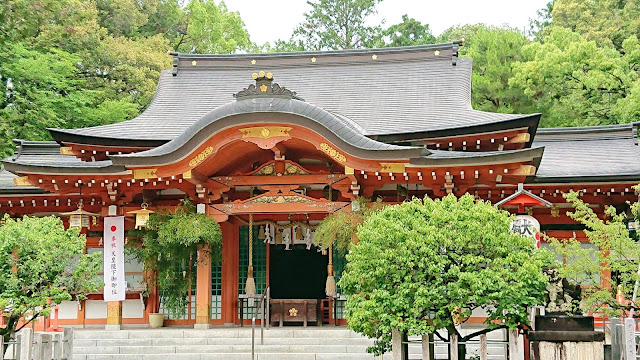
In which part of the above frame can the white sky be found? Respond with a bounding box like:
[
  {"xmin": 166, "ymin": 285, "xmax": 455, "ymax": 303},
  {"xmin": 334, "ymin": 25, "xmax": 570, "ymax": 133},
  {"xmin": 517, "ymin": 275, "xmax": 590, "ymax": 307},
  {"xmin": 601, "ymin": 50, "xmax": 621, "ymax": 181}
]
[{"xmin": 224, "ymin": 0, "xmax": 551, "ymax": 45}]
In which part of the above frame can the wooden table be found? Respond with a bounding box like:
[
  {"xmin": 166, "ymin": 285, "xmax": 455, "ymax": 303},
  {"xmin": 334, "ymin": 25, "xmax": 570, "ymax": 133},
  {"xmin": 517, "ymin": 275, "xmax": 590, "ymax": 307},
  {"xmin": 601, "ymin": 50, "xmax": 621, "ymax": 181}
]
[{"xmin": 270, "ymin": 299, "xmax": 318, "ymax": 327}]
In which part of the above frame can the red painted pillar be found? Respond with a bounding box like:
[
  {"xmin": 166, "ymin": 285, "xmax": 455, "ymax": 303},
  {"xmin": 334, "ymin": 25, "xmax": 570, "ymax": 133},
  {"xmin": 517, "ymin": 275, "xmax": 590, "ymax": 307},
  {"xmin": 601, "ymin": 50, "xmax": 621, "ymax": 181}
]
[
  {"xmin": 220, "ymin": 220, "xmax": 239, "ymax": 325},
  {"xmin": 195, "ymin": 243, "xmax": 212, "ymax": 328}
]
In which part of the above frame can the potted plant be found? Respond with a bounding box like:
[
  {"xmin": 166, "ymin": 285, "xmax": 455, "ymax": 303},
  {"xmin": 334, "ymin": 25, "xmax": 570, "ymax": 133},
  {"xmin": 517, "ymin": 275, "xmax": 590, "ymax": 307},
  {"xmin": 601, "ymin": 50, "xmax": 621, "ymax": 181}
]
[{"xmin": 127, "ymin": 200, "xmax": 222, "ymax": 328}]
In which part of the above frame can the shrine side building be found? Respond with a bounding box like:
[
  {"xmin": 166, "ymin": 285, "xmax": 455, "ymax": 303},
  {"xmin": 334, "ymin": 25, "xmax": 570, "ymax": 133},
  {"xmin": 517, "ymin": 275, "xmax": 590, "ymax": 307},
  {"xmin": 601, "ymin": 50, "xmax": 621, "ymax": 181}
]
[{"xmin": 1, "ymin": 42, "xmax": 640, "ymax": 327}]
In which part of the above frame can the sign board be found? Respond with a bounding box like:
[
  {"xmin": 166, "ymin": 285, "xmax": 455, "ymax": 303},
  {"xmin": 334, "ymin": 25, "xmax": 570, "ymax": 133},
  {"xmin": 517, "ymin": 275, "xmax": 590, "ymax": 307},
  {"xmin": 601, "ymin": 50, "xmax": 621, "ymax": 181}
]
[
  {"xmin": 103, "ymin": 216, "xmax": 126, "ymax": 301},
  {"xmin": 510, "ymin": 214, "xmax": 541, "ymax": 248}
]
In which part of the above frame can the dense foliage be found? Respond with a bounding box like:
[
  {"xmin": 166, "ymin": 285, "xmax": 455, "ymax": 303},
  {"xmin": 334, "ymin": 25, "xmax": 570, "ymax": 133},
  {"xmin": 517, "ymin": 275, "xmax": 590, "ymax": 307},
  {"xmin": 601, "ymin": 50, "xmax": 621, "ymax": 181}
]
[
  {"xmin": 0, "ymin": 0, "xmax": 252, "ymax": 159},
  {"xmin": 126, "ymin": 201, "xmax": 222, "ymax": 315},
  {"xmin": 340, "ymin": 195, "xmax": 551, "ymax": 356},
  {"xmin": 0, "ymin": 215, "xmax": 101, "ymax": 344},
  {"xmin": 548, "ymin": 191, "xmax": 640, "ymax": 316},
  {"xmin": 289, "ymin": 0, "xmax": 383, "ymax": 50}
]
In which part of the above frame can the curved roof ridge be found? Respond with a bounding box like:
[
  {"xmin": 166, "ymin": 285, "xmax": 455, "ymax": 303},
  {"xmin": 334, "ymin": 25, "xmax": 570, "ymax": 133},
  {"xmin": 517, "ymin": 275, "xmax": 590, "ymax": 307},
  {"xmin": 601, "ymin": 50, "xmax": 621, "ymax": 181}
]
[
  {"xmin": 111, "ymin": 97, "xmax": 425, "ymax": 166},
  {"xmin": 327, "ymin": 111, "xmax": 367, "ymax": 135}
]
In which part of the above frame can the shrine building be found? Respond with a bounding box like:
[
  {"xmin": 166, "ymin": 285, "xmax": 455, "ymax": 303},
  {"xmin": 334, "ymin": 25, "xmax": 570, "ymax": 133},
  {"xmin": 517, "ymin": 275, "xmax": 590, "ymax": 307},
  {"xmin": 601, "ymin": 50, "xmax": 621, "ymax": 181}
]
[{"xmin": 1, "ymin": 42, "xmax": 640, "ymax": 328}]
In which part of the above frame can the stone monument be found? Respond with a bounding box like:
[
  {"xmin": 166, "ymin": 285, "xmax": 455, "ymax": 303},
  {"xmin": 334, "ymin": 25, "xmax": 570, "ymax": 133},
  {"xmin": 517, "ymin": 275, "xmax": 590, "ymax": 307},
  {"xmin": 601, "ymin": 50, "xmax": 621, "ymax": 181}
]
[{"xmin": 528, "ymin": 268, "xmax": 604, "ymax": 360}]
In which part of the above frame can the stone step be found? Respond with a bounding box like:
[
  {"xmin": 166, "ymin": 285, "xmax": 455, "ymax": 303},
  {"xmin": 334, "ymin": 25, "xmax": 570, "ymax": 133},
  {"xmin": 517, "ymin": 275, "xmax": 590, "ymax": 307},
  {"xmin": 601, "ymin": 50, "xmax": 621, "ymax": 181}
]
[
  {"xmin": 72, "ymin": 328, "xmax": 507, "ymax": 360},
  {"xmin": 74, "ymin": 328, "xmax": 360, "ymax": 340},
  {"xmin": 75, "ymin": 353, "xmax": 379, "ymax": 360},
  {"xmin": 75, "ymin": 344, "xmax": 372, "ymax": 354},
  {"xmin": 74, "ymin": 337, "xmax": 375, "ymax": 347}
]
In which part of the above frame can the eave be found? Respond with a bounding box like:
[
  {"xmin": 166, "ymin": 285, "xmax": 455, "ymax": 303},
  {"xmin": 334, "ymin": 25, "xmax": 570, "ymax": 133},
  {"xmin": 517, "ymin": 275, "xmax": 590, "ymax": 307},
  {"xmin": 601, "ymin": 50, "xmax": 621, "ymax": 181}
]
[
  {"xmin": 371, "ymin": 113, "xmax": 540, "ymax": 147},
  {"xmin": 410, "ymin": 147, "xmax": 544, "ymax": 169}
]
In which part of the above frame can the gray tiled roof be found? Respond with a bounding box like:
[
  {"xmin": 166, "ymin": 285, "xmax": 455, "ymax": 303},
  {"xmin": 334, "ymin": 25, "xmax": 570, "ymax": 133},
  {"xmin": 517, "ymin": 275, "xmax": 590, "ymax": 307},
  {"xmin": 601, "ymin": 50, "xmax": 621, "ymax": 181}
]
[
  {"xmin": 50, "ymin": 45, "xmax": 533, "ymax": 143},
  {"xmin": 531, "ymin": 124, "xmax": 640, "ymax": 181},
  {"xmin": 0, "ymin": 169, "xmax": 46, "ymax": 194},
  {"xmin": 2, "ymin": 140, "xmax": 124, "ymax": 175}
]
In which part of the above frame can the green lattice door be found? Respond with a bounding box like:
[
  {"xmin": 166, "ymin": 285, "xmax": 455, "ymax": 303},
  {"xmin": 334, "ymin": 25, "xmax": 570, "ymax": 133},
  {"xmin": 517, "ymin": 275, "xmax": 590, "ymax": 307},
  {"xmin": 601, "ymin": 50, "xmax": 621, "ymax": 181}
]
[
  {"xmin": 333, "ymin": 248, "xmax": 347, "ymax": 319},
  {"xmin": 211, "ymin": 262, "xmax": 222, "ymax": 320},
  {"xmin": 238, "ymin": 225, "xmax": 267, "ymax": 319}
]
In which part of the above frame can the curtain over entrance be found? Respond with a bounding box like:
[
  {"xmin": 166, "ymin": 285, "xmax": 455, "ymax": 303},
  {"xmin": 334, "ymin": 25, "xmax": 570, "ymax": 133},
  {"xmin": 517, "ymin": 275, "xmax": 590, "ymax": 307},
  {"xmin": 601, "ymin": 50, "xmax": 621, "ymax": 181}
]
[{"xmin": 270, "ymin": 244, "xmax": 328, "ymax": 299}]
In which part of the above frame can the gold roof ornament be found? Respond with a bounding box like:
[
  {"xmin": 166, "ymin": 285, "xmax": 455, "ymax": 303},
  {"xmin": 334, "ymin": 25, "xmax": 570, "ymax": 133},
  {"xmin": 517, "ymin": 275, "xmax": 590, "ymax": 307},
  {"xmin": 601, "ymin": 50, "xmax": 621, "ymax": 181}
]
[
  {"xmin": 233, "ymin": 72, "xmax": 303, "ymax": 101},
  {"xmin": 61, "ymin": 201, "xmax": 100, "ymax": 229},
  {"xmin": 126, "ymin": 203, "xmax": 154, "ymax": 230}
]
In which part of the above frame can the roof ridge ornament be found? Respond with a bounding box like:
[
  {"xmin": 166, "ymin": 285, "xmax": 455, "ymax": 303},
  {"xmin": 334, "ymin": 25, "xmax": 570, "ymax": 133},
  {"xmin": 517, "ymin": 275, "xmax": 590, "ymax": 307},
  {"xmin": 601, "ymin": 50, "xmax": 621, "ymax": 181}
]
[{"xmin": 233, "ymin": 71, "xmax": 304, "ymax": 101}]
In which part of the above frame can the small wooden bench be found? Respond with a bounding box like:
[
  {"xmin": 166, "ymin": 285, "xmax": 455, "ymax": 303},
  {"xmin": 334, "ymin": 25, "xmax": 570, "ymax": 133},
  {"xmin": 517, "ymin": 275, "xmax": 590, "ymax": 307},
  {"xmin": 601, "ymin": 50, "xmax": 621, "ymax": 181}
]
[{"xmin": 270, "ymin": 299, "xmax": 318, "ymax": 327}]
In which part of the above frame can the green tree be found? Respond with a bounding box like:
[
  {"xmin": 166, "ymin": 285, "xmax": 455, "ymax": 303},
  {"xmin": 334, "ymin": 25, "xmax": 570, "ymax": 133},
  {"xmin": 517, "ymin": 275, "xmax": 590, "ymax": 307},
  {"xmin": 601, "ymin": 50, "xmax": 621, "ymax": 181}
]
[
  {"xmin": 135, "ymin": 0, "xmax": 184, "ymax": 40},
  {"xmin": 340, "ymin": 195, "xmax": 550, "ymax": 358},
  {"xmin": 382, "ymin": 14, "xmax": 435, "ymax": 47},
  {"xmin": 548, "ymin": 191, "xmax": 640, "ymax": 315},
  {"xmin": 0, "ymin": 215, "xmax": 101, "ymax": 348},
  {"xmin": 511, "ymin": 27, "xmax": 640, "ymax": 127},
  {"xmin": 290, "ymin": 0, "xmax": 383, "ymax": 50},
  {"xmin": 95, "ymin": 0, "xmax": 150, "ymax": 37},
  {"xmin": 528, "ymin": 1, "xmax": 555, "ymax": 41},
  {"xmin": 0, "ymin": 43, "xmax": 97, "ymax": 154},
  {"xmin": 0, "ymin": 0, "xmax": 255, "ymax": 158},
  {"xmin": 172, "ymin": 0, "xmax": 251, "ymax": 54},
  {"xmin": 440, "ymin": 25, "xmax": 537, "ymax": 114},
  {"xmin": 551, "ymin": 0, "xmax": 640, "ymax": 51}
]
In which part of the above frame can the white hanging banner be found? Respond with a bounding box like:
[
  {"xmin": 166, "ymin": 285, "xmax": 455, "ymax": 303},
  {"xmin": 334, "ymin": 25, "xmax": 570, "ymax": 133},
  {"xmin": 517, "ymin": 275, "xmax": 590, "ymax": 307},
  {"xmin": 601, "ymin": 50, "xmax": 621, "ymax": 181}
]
[{"xmin": 103, "ymin": 216, "xmax": 126, "ymax": 301}]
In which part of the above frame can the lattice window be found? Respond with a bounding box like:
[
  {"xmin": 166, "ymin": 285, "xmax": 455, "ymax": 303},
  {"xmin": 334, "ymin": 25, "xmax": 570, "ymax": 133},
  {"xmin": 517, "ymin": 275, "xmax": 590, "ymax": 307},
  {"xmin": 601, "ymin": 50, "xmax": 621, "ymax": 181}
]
[
  {"xmin": 333, "ymin": 248, "xmax": 347, "ymax": 319},
  {"xmin": 238, "ymin": 225, "xmax": 267, "ymax": 320},
  {"xmin": 211, "ymin": 262, "xmax": 222, "ymax": 320}
]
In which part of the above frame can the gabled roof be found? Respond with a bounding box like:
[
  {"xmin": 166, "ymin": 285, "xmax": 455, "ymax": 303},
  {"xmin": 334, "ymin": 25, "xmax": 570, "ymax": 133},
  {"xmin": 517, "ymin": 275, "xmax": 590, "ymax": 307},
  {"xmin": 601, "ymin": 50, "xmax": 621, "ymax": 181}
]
[
  {"xmin": 530, "ymin": 123, "xmax": 640, "ymax": 182},
  {"xmin": 495, "ymin": 183, "xmax": 552, "ymax": 207},
  {"xmin": 48, "ymin": 43, "xmax": 539, "ymax": 147}
]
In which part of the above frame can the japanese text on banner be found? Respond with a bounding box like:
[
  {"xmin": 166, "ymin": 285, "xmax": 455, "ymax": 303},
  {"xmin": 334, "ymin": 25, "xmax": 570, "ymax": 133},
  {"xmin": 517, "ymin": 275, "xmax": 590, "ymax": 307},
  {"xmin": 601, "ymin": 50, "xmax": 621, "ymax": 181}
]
[{"xmin": 103, "ymin": 216, "xmax": 125, "ymax": 301}]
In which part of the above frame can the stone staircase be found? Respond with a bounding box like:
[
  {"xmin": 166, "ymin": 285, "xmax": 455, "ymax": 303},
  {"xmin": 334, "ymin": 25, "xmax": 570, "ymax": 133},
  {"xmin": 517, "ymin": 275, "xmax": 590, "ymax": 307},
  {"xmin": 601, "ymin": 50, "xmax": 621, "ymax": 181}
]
[
  {"xmin": 73, "ymin": 327, "xmax": 380, "ymax": 360},
  {"xmin": 72, "ymin": 326, "xmax": 510, "ymax": 360}
]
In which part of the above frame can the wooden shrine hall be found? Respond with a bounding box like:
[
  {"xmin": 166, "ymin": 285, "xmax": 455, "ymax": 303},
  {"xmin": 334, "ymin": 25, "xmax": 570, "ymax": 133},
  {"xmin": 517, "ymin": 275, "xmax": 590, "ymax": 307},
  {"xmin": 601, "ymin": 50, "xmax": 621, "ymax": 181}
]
[{"xmin": 1, "ymin": 42, "xmax": 640, "ymax": 328}]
